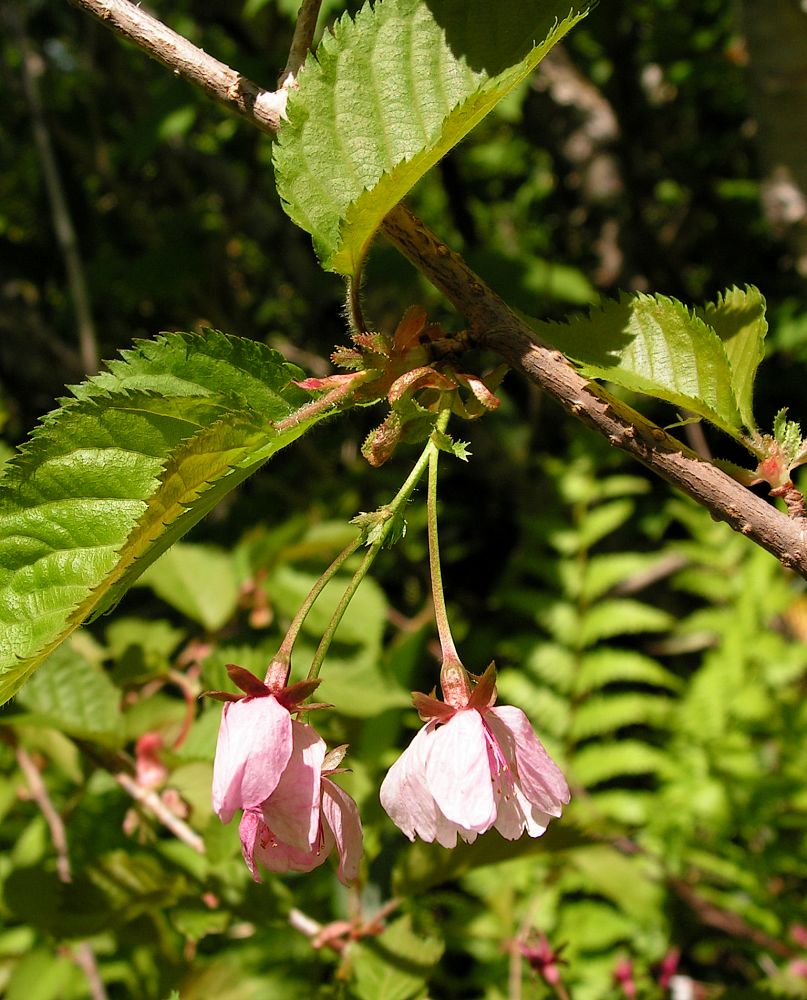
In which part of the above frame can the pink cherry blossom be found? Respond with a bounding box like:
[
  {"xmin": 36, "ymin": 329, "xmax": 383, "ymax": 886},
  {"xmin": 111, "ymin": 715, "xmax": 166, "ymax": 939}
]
[
  {"xmin": 212, "ymin": 694, "xmax": 293, "ymax": 824},
  {"xmin": 380, "ymin": 664, "xmax": 569, "ymax": 847},
  {"xmin": 240, "ymin": 743, "xmax": 363, "ymax": 885},
  {"xmin": 209, "ymin": 661, "xmax": 321, "ymax": 824}
]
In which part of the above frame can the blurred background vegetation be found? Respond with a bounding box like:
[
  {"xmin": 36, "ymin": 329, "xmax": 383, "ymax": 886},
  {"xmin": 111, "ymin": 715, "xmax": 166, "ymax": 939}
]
[{"xmin": 2, "ymin": 1, "xmax": 807, "ymax": 997}]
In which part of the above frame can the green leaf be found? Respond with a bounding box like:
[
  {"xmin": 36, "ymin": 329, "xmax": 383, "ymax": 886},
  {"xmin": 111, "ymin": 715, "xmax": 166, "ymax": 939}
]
[
  {"xmin": 578, "ymin": 598, "xmax": 673, "ymax": 647},
  {"xmin": 351, "ymin": 916, "xmax": 444, "ymax": 1000},
  {"xmin": 392, "ymin": 820, "xmax": 589, "ymax": 894},
  {"xmin": 5, "ymin": 947, "xmax": 86, "ymax": 1000},
  {"xmin": 574, "ymin": 648, "xmax": 683, "ymax": 695},
  {"xmin": 534, "ymin": 292, "xmax": 745, "ymax": 438},
  {"xmin": 571, "ymin": 740, "xmax": 672, "ymax": 786},
  {"xmin": 577, "ymin": 498, "xmax": 635, "ymax": 549},
  {"xmin": 0, "ymin": 332, "xmax": 326, "ymax": 705},
  {"xmin": 565, "ymin": 846, "xmax": 663, "ymax": 921},
  {"xmin": 138, "ymin": 543, "xmax": 240, "ymax": 632},
  {"xmin": 569, "ymin": 692, "xmax": 672, "ymax": 741},
  {"xmin": 13, "ymin": 643, "xmax": 123, "ymax": 746},
  {"xmin": 554, "ymin": 900, "xmax": 636, "ymax": 952},
  {"xmin": 274, "ymin": 0, "xmax": 590, "ymax": 276},
  {"xmin": 696, "ymin": 285, "xmax": 767, "ymax": 431}
]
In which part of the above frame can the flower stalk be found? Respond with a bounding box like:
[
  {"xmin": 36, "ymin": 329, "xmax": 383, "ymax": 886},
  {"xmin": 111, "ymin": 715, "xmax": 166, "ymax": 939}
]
[
  {"xmin": 306, "ymin": 409, "xmax": 452, "ymax": 681},
  {"xmin": 427, "ymin": 432, "xmax": 462, "ymax": 672}
]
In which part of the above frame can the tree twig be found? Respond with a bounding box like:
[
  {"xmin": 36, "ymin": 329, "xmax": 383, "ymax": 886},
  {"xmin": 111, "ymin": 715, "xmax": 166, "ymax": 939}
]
[
  {"xmin": 15, "ymin": 744, "xmax": 110, "ymax": 1000},
  {"xmin": 15, "ymin": 744, "xmax": 72, "ymax": 882},
  {"xmin": 278, "ymin": 0, "xmax": 323, "ymax": 87},
  {"xmin": 113, "ymin": 770, "xmax": 206, "ymax": 854},
  {"xmin": 381, "ymin": 203, "xmax": 807, "ymax": 579},
  {"xmin": 65, "ymin": 0, "xmax": 807, "ymax": 580},
  {"xmin": 9, "ymin": 8, "xmax": 99, "ymax": 373},
  {"xmin": 66, "ymin": 0, "xmax": 286, "ymax": 134}
]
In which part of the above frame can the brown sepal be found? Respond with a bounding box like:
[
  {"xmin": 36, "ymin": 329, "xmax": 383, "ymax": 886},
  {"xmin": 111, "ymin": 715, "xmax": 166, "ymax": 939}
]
[
  {"xmin": 200, "ymin": 689, "xmax": 243, "ymax": 703},
  {"xmin": 467, "ymin": 662, "xmax": 498, "ymax": 711},
  {"xmin": 412, "ymin": 690, "xmax": 456, "ymax": 723},
  {"xmin": 275, "ymin": 678, "xmax": 322, "ymax": 710},
  {"xmin": 226, "ymin": 664, "xmax": 269, "ymax": 697}
]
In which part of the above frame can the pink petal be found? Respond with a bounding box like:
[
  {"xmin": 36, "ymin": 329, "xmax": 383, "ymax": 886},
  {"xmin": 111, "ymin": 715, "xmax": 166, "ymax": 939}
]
[
  {"xmin": 241, "ymin": 809, "xmax": 329, "ymax": 878},
  {"xmin": 212, "ymin": 696, "xmax": 292, "ymax": 823},
  {"xmin": 487, "ymin": 706, "xmax": 569, "ymax": 815},
  {"xmin": 239, "ymin": 809, "xmax": 264, "ymax": 880},
  {"xmin": 426, "ymin": 710, "xmax": 497, "ymax": 832},
  {"xmin": 492, "ymin": 781, "xmax": 553, "ymax": 841},
  {"xmin": 260, "ymin": 721, "xmax": 326, "ymax": 850},
  {"xmin": 321, "ymin": 778, "xmax": 363, "ymax": 884},
  {"xmin": 380, "ymin": 724, "xmax": 442, "ymax": 843}
]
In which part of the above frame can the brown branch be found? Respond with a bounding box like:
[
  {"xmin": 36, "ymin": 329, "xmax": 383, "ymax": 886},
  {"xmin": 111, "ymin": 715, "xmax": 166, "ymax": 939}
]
[
  {"xmin": 279, "ymin": 0, "xmax": 323, "ymax": 87},
  {"xmin": 669, "ymin": 877, "xmax": 795, "ymax": 959},
  {"xmin": 113, "ymin": 770, "xmax": 206, "ymax": 854},
  {"xmin": 79, "ymin": 742, "xmax": 206, "ymax": 854},
  {"xmin": 381, "ymin": 204, "xmax": 807, "ymax": 580},
  {"xmin": 66, "ymin": 0, "xmax": 285, "ymax": 135},
  {"xmin": 15, "ymin": 744, "xmax": 72, "ymax": 882},
  {"xmin": 66, "ymin": 0, "xmax": 807, "ymax": 580}
]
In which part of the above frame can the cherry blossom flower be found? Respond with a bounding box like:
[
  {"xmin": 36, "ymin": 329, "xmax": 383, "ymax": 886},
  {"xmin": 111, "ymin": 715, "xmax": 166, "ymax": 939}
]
[
  {"xmin": 240, "ymin": 744, "xmax": 363, "ymax": 885},
  {"xmin": 380, "ymin": 663, "xmax": 569, "ymax": 847},
  {"xmin": 208, "ymin": 662, "xmax": 320, "ymax": 824}
]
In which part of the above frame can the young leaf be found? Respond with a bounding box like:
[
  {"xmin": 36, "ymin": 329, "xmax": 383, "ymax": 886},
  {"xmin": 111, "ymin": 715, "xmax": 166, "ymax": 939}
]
[
  {"xmin": 534, "ymin": 292, "xmax": 745, "ymax": 439},
  {"xmin": 0, "ymin": 333, "xmax": 327, "ymax": 705},
  {"xmin": 696, "ymin": 285, "xmax": 767, "ymax": 431},
  {"xmin": 274, "ymin": 0, "xmax": 590, "ymax": 276}
]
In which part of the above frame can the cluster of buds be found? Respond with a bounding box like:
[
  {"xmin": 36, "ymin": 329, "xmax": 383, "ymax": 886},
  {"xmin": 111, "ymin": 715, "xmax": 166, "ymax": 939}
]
[{"xmin": 296, "ymin": 305, "xmax": 503, "ymax": 466}]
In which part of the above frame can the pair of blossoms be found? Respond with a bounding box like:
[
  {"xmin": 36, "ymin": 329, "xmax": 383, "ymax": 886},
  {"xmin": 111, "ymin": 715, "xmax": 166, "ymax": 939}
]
[{"xmin": 212, "ymin": 659, "xmax": 570, "ymax": 882}]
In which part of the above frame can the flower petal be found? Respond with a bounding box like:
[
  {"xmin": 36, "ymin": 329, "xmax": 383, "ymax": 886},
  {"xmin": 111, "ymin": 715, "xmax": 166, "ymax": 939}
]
[
  {"xmin": 322, "ymin": 778, "xmax": 363, "ymax": 884},
  {"xmin": 260, "ymin": 720, "xmax": 326, "ymax": 850},
  {"xmin": 426, "ymin": 709, "xmax": 497, "ymax": 832},
  {"xmin": 487, "ymin": 706, "xmax": 569, "ymax": 815},
  {"xmin": 380, "ymin": 723, "xmax": 443, "ymax": 843},
  {"xmin": 212, "ymin": 696, "xmax": 292, "ymax": 823},
  {"xmin": 241, "ymin": 809, "xmax": 328, "ymax": 878}
]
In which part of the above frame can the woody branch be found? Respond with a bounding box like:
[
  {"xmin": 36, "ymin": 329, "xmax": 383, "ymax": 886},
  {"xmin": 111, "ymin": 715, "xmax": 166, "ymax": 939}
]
[{"xmin": 66, "ymin": 0, "xmax": 807, "ymax": 579}]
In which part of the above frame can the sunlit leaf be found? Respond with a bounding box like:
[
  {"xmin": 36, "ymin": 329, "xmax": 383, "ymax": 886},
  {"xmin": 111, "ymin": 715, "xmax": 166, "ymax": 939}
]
[
  {"xmin": 535, "ymin": 292, "xmax": 745, "ymax": 438},
  {"xmin": 274, "ymin": 0, "xmax": 590, "ymax": 276},
  {"xmin": 0, "ymin": 333, "xmax": 327, "ymax": 705}
]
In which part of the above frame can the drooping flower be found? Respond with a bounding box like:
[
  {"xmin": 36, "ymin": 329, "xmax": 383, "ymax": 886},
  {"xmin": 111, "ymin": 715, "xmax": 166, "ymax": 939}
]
[
  {"xmin": 208, "ymin": 661, "xmax": 321, "ymax": 824},
  {"xmin": 240, "ymin": 744, "xmax": 363, "ymax": 885},
  {"xmin": 380, "ymin": 662, "xmax": 569, "ymax": 847}
]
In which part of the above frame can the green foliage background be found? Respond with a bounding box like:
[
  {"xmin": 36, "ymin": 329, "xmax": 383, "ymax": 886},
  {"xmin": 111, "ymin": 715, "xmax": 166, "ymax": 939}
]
[{"xmin": 2, "ymin": 1, "xmax": 807, "ymax": 998}]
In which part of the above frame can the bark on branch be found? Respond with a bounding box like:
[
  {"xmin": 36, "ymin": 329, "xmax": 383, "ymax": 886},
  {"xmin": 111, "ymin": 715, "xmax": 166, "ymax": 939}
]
[
  {"xmin": 66, "ymin": 0, "xmax": 807, "ymax": 579},
  {"xmin": 67, "ymin": 0, "xmax": 287, "ymax": 134}
]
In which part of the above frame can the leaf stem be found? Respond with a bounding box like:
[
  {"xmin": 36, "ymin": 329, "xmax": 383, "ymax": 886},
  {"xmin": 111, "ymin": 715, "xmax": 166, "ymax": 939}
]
[
  {"xmin": 306, "ymin": 411, "xmax": 451, "ymax": 681},
  {"xmin": 427, "ymin": 424, "xmax": 462, "ymax": 669}
]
